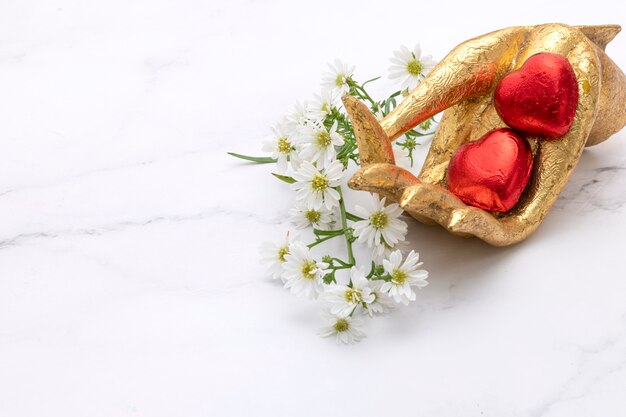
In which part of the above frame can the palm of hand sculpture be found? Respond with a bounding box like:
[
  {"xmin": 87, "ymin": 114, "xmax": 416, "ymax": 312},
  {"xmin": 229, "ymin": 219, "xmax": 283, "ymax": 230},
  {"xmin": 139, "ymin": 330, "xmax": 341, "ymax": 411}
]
[{"xmin": 344, "ymin": 23, "xmax": 626, "ymax": 246}]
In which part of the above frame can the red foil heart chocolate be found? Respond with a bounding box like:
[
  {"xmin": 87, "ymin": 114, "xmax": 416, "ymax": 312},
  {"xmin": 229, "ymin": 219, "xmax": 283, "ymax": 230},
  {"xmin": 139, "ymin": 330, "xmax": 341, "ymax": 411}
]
[
  {"xmin": 494, "ymin": 52, "xmax": 579, "ymax": 138},
  {"xmin": 446, "ymin": 128, "xmax": 533, "ymax": 212}
]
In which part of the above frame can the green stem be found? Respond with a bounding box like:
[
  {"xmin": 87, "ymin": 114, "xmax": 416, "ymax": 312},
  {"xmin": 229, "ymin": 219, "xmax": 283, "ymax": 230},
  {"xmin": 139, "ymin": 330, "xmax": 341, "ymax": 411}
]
[
  {"xmin": 366, "ymin": 261, "xmax": 377, "ymax": 279},
  {"xmin": 308, "ymin": 234, "xmax": 341, "ymax": 248},
  {"xmin": 331, "ymin": 257, "xmax": 351, "ymax": 267},
  {"xmin": 337, "ymin": 140, "xmax": 357, "ymax": 154},
  {"xmin": 406, "ymin": 130, "xmax": 436, "ymax": 138},
  {"xmin": 329, "ymin": 265, "xmax": 352, "ymax": 271},
  {"xmin": 370, "ymin": 274, "xmax": 391, "ymax": 281},
  {"xmin": 336, "ymin": 186, "xmax": 355, "ymax": 265},
  {"xmin": 356, "ymin": 86, "xmax": 376, "ymax": 107},
  {"xmin": 314, "ymin": 229, "xmax": 344, "ymax": 236},
  {"xmin": 347, "ymin": 79, "xmax": 376, "ymax": 107}
]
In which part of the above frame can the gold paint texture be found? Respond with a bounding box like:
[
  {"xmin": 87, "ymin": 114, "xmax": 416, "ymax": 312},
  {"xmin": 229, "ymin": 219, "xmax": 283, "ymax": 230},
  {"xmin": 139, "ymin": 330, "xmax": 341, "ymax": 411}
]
[{"xmin": 344, "ymin": 24, "xmax": 626, "ymax": 246}]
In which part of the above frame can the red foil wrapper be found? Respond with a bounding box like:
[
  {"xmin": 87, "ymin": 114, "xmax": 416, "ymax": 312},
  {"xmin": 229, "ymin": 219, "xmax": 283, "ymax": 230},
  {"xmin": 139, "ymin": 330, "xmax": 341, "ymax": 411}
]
[
  {"xmin": 446, "ymin": 128, "xmax": 533, "ymax": 212},
  {"xmin": 494, "ymin": 52, "xmax": 579, "ymax": 139}
]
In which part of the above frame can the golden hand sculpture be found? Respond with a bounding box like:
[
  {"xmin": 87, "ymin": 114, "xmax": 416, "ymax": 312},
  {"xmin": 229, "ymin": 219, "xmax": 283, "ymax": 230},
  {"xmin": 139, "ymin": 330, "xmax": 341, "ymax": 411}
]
[{"xmin": 344, "ymin": 23, "xmax": 626, "ymax": 246}]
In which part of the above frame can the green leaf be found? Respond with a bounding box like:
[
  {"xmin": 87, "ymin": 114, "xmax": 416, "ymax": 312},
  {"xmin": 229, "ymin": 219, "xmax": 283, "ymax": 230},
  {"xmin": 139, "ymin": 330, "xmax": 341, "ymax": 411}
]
[
  {"xmin": 384, "ymin": 99, "xmax": 391, "ymax": 115},
  {"xmin": 271, "ymin": 173, "xmax": 296, "ymax": 184},
  {"xmin": 361, "ymin": 76, "xmax": 381, "ymax": 88},
  {"xmin": 345, "ymin": 212, "xmax": 365, "ymax": 222},
  {"xmin": 227, "ymin": 152, "xmax": 277, "ymax": 164}
]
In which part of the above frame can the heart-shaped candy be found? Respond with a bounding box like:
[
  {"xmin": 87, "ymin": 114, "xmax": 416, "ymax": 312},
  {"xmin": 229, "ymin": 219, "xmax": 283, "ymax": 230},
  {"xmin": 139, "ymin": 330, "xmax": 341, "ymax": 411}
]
[
  {"xmin": 494, "ymin": 52, "xmax": 579, "ymax": 139},
  {"xmin": 446, "ymin": 128, "xmax": 533, "ymax": 212}
]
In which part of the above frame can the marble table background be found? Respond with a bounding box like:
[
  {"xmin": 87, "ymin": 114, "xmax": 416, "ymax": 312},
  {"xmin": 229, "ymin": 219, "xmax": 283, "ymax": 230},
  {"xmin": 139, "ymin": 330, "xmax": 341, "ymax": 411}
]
[{"xmin": 1, "ymin": 1, "xmax": 625, "ymax": 416}]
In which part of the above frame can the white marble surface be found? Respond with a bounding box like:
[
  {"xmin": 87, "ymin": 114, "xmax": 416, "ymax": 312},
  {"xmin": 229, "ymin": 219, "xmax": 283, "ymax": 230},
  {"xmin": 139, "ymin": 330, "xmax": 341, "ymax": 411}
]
[{"xmin": 1, "ymin": 1, "xmax": 626, "ymax": 416}]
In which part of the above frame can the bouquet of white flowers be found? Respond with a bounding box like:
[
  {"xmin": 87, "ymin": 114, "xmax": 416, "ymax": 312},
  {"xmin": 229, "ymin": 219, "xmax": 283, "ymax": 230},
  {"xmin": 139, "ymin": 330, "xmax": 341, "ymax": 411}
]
[{"xmin": 230, "ymin": 45, "xmax": 437, "ymax": 344}]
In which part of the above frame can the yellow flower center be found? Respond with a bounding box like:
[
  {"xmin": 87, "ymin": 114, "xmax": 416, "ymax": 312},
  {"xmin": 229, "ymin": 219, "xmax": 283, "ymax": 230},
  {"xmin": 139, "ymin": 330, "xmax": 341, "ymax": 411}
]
[
  {"xmin": 334, "ymin": 73, "xmax": 345, "ymax": 87},
  {"xmin": 277, "ymin": 246, "xmax": 289, "ymax": 263},
  {"xmin": 311, "ymin": 174, "xmax": 329, "ymax": 192},
  {"xmin": 301, "ymin": 261, "xmax": 317, "ymax": 280},
  {"xmin": 277, "ymin": 137, "xmax": 291, "ymax": 154},
  {"xmin": 316, "ymin": 130, "xmax": 331, "ymax": 148},
  {"xmin": 391, "ymin": 268, "xmax": 407, "ymax": 285},
  {"xmin": 406, "ymin": 59, "xmax": 423, "ymax": 76},
  {"xmin": 344, "ymin": 288, "xmax": 362, "ymax": 304},
  {"xmin": 369, "ymin": 211, "xmax": 388, "ymax": 229},
  {"xmin": 305, "ymin": 210, "xmax": 321, "ymax": 223},
  {"xmin": 333, "ymin": 318, "xmax": 349, "ymax": 332}
]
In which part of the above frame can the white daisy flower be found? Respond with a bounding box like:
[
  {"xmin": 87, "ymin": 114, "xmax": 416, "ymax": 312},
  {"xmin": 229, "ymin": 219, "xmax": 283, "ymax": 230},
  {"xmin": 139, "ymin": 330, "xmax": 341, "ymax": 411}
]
[
  {"xmin": 322, "ymin": 59, "xmax": 355, "ymax": 94},
  {"xmin": 286, "ymin": 100, "xmax": 310, "ymax": 128},
  {"xmin": 283, "ymin": 241, "xmax": 329, "ymax": 300},
  {"xmin": 353, "ymin": 193, "xmax": 408, "ymax": 254},
  {"xmin": 370, "ymin": 238, "xmax": 411, "ymax": 263},
  {"xmin": 388, "ymin": 44, "xmax": 437, "ymax": 91},
  {"xmin": 319, "ymin": 309, "xmax": 366, "ymax": 344},
  {"xmin": 364, "ymin": 279, "xmax": 396, "ymax": 316},
  {"xmin": 261, "ymin": 120, "xmax": 297, "ymax": 172},
  {"xmin": 298, "ymin": 120, "xmax": 344, "ymax": 168},
  {"xmin": 289, "ymin": 204, "xmax": 335, "ymax": 230},
  {"xmin": 259, "ymin": 233, "xmax": 296, "ymax": 281},
  {"xmin": 292, "ymin": 160, "xmax": 344, "ymax": 210},
  {"xmin": 325, "ymin": 267, "xmax": 375, "ymax": 317},
  {"xmin": 309, "ymin": 90, "xmax": 338, "ymax": 120},
  {"xmin": 286, "ymin": 100, "xmax": 320, "ymax": 136},
  {"xmin": 288, "ymin": 148, "xmax": 303, "ymax": 171},
  {"xmin": 381, "ymin": 250, "xmax": 428, "ymax": 305}
]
